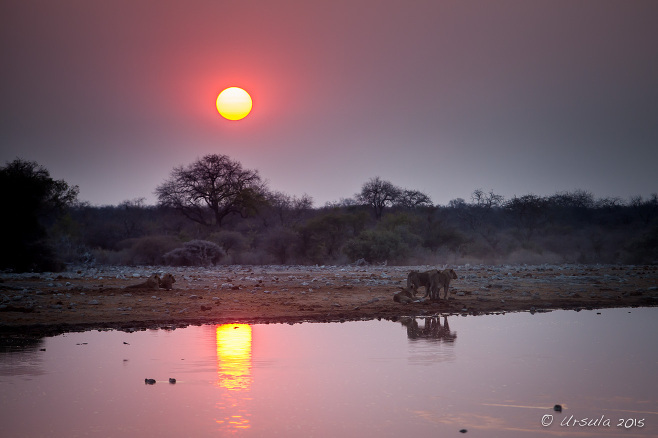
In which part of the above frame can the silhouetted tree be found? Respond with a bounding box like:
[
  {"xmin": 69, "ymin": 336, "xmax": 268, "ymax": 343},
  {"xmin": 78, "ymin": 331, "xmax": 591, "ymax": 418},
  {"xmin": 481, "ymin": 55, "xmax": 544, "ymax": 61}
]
[
  {"xmin": 263, "ymin": 226, "xmax": 300, "ymax": 263},
  {"xmin": 421, "ymin": 215, "xmax": 467, "ymax": 253},
  {"xmin": 262, "ymin": 191, "xmax": 314, "ymax": 228},
  {"xmin": 297, "ymin": 210, "xmax": 368, "ymax": 262},
  {"xmin": 155, "ymin": 154, "xmax": 267, "ymax": 228},
  {"xmin": 448, "ymin": 198, "xmax": 467, "ymax": 209},
  {"xmin": 471, "ymin": 188, "xmax": 504, "ymax": 209},
  {"xmin": 455, "ymin": 189, "xmax": 504, "ymax": 251},
  {"xmin": 0, "ymin": 158, "xmax": 78, "ymax": 271},
  {"xmin": 344, "ymin": 229, "xmax": 407, "ymax": 263},
  {"xmin": 505, "ymin": 194, "xmax": 547, "ymax": 242},
  {"xmin": 630, "ymin": 194, "xmax": 658, "ymax": 226},
  {"xmin": 357, "ymin": 177, "xmax": 401, "ymax": 219},
  {"xmin": 394, "ymin": 189, "xmax": 433, "ymax": 209},
  {"xmin": 545, "ymin": 189, "xmax": 595, "ymax": 224},
  {"xmin": 547, "ymin": 189, "xmax": 594, "ymax": 209}
]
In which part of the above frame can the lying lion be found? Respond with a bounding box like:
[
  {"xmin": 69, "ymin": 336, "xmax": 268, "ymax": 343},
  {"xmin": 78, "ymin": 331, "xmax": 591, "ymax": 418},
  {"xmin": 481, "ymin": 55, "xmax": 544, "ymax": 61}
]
[
  {"xmin": 125, "ymin": 273, "xmax": 161, "ymax": 290},
  {"xmin": 393, "ymin": 287, "xmax": 417, "ymax": 304},
  {"xmin": 159, "ymin": 273, "xmax": 176, "ymax": 290}
]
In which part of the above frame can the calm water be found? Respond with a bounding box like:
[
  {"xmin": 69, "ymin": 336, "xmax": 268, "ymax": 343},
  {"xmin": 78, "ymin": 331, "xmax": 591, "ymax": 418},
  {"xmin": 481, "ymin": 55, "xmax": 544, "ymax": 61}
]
[{"xmin": 1, "ymin": 308, "xmax": 656, "ymax": 437}]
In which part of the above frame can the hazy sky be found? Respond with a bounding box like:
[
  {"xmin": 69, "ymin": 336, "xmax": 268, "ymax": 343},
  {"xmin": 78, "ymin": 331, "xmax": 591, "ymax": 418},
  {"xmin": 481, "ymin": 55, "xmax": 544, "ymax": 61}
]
[{"xmin": 2, "ymin": 0, "xmax": 657, "ymax": 207}]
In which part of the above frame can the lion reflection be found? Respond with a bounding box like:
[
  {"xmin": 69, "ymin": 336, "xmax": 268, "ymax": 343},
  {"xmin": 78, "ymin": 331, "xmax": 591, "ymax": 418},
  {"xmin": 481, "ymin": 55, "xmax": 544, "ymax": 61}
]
[{"xmin": 399, "ymin": 316, "xmax": 457, "ymax": 343}]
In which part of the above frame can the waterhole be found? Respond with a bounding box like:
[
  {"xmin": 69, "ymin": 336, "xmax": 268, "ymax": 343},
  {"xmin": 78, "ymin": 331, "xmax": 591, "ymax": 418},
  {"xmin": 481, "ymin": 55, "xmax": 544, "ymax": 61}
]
[{"xmin": 1, "ymin": 307, "xmax": 656, "ymax": 437}]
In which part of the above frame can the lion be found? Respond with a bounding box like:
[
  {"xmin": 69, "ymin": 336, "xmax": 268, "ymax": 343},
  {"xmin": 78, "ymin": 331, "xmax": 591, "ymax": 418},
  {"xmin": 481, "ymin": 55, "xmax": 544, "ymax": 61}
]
[
  {"xmin": 427, "ymin": 269, "xmax": 458, "ymax": 300},
  {"xmin": 159, "ymin": 273, "xmax": 176, "ymax": 290},
  {"xmin": 126, "ymin": 273, "xmax": 161, "ymax": 290},
  {"xmin": 406, "ymin": 270, "xmax": 437, "ymax": 297},
  {"xmin": 393, "ymin": 287, "xmax": 416, "ymax": 304}
]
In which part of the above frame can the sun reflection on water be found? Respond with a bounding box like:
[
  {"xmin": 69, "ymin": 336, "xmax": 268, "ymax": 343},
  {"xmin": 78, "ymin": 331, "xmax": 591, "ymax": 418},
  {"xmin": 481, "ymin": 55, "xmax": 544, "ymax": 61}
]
[
  {"xmin": 215, "ymin": 324, "xmax": 253, "ymax": 391},
  {"xmin": 215, "ymin": 324, "xmax": 253, "ymax": 432}
]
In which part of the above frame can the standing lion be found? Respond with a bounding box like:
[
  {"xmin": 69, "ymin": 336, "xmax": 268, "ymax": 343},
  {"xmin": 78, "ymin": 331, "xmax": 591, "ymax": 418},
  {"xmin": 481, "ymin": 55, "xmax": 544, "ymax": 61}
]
[
  {"xmin": 428, "ymin": 269, "xmax": 458, "ymax": 300},
  {"xmin": 406, "ymin": 270, "xmax": 437, "ymax": 297}
]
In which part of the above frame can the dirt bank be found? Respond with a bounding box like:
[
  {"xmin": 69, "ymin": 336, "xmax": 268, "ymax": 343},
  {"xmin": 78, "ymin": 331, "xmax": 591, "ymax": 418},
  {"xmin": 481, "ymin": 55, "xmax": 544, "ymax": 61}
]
[{"xmin": 1, "ymin": 263, "xmax": 657, "ymax": 338}]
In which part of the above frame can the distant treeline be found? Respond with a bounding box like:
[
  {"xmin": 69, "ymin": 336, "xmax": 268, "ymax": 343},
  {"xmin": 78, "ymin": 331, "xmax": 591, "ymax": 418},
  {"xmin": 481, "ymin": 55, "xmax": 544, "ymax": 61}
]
[
  {"xmin": 2, "ymin": 156, "xmax": 657, "ymax": 272},
  {"xmin": 66, "ymin": 189, "xmax": 658, "ymax": 268}
]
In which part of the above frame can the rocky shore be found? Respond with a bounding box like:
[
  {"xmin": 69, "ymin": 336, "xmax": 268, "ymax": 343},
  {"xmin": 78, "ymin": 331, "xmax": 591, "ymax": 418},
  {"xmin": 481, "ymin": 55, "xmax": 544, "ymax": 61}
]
[{"xmin": 1, "ymin": 263, "xmax": 657, "ymax": 338}]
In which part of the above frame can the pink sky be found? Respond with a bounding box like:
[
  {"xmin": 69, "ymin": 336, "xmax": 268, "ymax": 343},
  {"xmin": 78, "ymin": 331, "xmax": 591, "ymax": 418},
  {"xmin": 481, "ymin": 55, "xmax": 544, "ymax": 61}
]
[{"xmin": 2, "ymin": 0, "xmax": 657, "ymax": 206}]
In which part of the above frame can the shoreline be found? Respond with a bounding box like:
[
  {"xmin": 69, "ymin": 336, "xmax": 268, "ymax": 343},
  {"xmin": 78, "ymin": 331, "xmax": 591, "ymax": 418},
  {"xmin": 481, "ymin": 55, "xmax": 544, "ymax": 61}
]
[{"xmin": 2, "ymin": 263, "xmax": 657, "ymax": 339}]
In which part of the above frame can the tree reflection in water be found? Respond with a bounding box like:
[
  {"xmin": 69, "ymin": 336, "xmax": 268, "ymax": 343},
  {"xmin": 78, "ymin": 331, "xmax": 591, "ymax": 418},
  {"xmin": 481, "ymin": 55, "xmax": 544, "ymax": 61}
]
[{"xmin": 215, "ymin": 324, "xmax": 253, "ymax": 432}]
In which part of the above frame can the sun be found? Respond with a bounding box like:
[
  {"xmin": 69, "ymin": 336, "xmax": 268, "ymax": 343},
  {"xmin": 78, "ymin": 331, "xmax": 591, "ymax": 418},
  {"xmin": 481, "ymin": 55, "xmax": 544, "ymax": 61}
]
[{"xmin": 216, "ymin": 87, "xmax": 252, "ymax": 120}]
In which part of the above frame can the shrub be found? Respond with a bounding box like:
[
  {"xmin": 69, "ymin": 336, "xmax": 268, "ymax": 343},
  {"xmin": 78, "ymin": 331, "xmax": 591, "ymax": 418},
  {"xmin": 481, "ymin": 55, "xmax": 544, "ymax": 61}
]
[
  {"xmin": 209, "ymin": 230, "xmax": 248, "ymax": 257},
  {"xmin": 163, "ymin": 240, "xmax": 224, "ymax": 266}
]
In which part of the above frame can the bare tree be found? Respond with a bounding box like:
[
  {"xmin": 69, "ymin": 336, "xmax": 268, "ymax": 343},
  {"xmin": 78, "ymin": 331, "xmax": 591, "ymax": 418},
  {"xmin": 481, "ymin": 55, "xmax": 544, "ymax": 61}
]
[
  {"xmin": 395, "ymin": 189, "xmax": 433, "ymax": 209},
  {"xmin": 357, "ymin": 177, "xmax": 401, "ymax": 219},
  {"xmin": 547, "ymin": 189, "xmax": 594, "ymax": 209},
  {"xmin": 448, "ymin": 198, "xmax": 466, "ymax": 209},
  {"xmin": 264, "ymin": 191, "xmax": 314, "ymax": 228},
  {"xmin": 155, "ymin": 154, "xmax": 267, "ymax": 228},
  {"xmin": 630, "ymin": 194, "xmax": 658, "ymax": 225},
  {"xmin": 453, "ymin": 189, "xmax": 505, "ymax": 251},
  {"xmin": 471, "ymin": 188, "xmax": 504, "ymax": 208}
]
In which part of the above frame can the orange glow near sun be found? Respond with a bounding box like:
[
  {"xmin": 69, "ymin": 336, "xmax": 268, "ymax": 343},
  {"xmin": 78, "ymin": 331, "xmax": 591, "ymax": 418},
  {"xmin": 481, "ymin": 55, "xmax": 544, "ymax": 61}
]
[{"xmin": 216, "ymin": 87, "xmax": 252, "ymax": 120}]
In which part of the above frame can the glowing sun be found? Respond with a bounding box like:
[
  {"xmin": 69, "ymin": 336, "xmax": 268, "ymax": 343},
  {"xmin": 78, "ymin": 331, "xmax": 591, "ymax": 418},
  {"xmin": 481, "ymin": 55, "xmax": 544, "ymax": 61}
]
[{"xmin": 216, "ymin": 87, "xmax": 252, "ymax": 120}]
